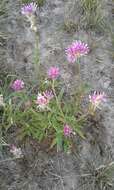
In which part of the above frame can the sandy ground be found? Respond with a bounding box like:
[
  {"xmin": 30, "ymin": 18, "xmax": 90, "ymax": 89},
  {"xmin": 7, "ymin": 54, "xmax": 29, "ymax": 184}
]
[{"xmin": 0, "ymin": 0, "xmax": 114, "ymax": 189}]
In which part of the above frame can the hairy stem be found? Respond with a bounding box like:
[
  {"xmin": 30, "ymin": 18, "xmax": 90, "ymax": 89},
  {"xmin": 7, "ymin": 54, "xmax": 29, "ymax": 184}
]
[
  {"xmin": 34, "ymin": 31, "xmax": 40, "ymax": 79},
  {"xmin": 77, "ymin": 58, "xmax": 81, "ymax": 85},
  {"xmin": 52, "ymin": 80, "xmax": 64, "ymax": 119}
]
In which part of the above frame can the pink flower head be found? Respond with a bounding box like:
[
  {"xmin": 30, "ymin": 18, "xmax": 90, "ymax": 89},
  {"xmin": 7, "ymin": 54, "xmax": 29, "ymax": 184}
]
[
  {"xmin": 48, "ymin": 66, "xmax": 60, "ymax": 80},
  {"xmin": 36, "ymin": 90, "xmax": 54, "ymax": 110},
  {"xmin": 36, "ymin": 93, "xmax": 49, "ymax": 108},
  {"xmin": 43, "ymin": 90, "xmax": 54, "ymax": 100},
  {"xmin": 63, "ymin": 124, "xmax": 73, "ymax": 137},
  {"xmin": 21, "ymin": 2, "xmax": 37, "ymax": 15},
  {"xmin": 89, "ymin": 91, "xmax": 106, "ymax": 107},
  {"xmin": 65, "ymin": 40, "xmax": 89, "ymax": 63},
  {"xmin": 11, "ymin": 79, "xmax": 24, "ymax": 91},
  {"xmin": 10, "ymin": 145, "xmax": 23, "ymax": 158}
]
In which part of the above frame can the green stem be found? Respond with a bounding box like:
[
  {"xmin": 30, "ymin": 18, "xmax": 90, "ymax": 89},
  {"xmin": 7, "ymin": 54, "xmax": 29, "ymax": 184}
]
[
  {"xmin": 35, "ymin": 32, "xmax": 39, "ymax": 64},
  {"xmin": 77, "ymin": 58, "xmax": 81, "ymax": 86},
  {"xmin": 52, "ymin": 80, "xmax": 64, "ymax": 119},
  {"xmin": 34, "ymin": 31, "xmax": 40, "ymax": 79}
]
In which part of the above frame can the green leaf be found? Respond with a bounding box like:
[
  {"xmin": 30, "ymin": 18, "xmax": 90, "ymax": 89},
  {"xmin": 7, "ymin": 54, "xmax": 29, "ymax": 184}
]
[
  {"xmin": 56, "ymin": 133, "xmax": 63, "ymax": 150},
  {"xmin": 63, "ymin": 140, "xmax": 70, "ymax": 152},
  {"xmin": 58, "ymin": 87, "xmax": 64, "ymax": 102},
  {"xmin": 75, "ymin": 127, "xmax": 85, "ymax": 139}
]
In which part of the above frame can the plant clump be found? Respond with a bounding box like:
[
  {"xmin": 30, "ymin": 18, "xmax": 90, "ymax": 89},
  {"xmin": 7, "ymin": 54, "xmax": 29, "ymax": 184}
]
[{"xmin": 0, "ymin": 2, "xmax": 108, "ymax": 153}]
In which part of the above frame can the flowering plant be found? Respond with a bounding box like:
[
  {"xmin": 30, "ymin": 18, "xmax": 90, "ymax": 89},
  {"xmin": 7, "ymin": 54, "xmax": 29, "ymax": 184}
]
[
  {"xmin": 10, "ymin": 144, "xmax": 23, "ymax": 158},
  {"xmin": 0, "ymin": 37, "xmax": 107, "ymax": 152},
  {"xmin": 36, "ymin": 90, "xmax": 53, "ymax": 110},
  {"xmin": 65, "ymin": 40, "xmax": 89, "ymax": 63},
  {"xmin": 89, "ymin": 91, "xmax": 106, "ymax": 115},
  {"xmin": 21, "ymin": 2, "xmax": 37, "ymax": 16},
  {"xmin": 11, "ymin": 79, "xmax": 24, "ymax": 91},
  {"xmin": 0, "ymin": 71, "xmax": 85, "ymax": 152},
  {"xmin": 21, "ymin": 2, "xmax": 37, "ymax": 32}
]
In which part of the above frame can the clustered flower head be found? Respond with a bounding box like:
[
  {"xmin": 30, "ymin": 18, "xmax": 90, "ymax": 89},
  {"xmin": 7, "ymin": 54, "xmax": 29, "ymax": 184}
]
[
  {"xmin": 10, "ymin": 145, "xmax": 23, "ymax": 158},
  {"xmin": 36, "ymin": 90, "xmax": 54, "ymax": 110},
  {"xmin": 48, "ymin": 66, "xmax": 60, "ymax": 80},
  {"xmin": 11, "ymin": 79, "xmax": 24, "ymax": 91},
  {"xmin": 21, "ymin": 2, "xmax": 37, "ymax": 16},
  {"xmin": 89, "ymin": 91, "xmax": 106, "ymax": 109},
  {"xmin": 63, "ymin": 124, "xmax": 73, "ymax": 137},
  {"xmin": 65, "ymin": 40, "xmax": 89, "ymax": 63}
]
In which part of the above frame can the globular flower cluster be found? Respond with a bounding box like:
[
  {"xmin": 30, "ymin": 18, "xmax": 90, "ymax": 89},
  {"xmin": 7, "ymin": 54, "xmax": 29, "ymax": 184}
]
[
  {"xmin": 48, "ymin": 66, "xmax": 60, "ymax": 80},
  {"xmin": 89, "ymin": 91, "xmax": 106, "ymax": 109},
  {"xmin": 11, "ymin": 79, "xmax": 24, "ymax": 91},
  {"xmin": 64, "ymin": 124, "xmax": 72, "ymax": 136},
  {"xmin": 21, "ymin": 2, "xmax": 37, "ymax": 16},
  {"xmin": 10, "ymin": 145, "xmax": 23, "ymax": 158},
  {"xmin": 63, "ymin": 124, "xmax": 75, "ymax": 137},
  {"xmin": 36, "ymin": 90, "xmax": 54, "ymax": 110},
  {"xmin": 65, "ymin": 40, "xmax": 89, "ymax": 63}
]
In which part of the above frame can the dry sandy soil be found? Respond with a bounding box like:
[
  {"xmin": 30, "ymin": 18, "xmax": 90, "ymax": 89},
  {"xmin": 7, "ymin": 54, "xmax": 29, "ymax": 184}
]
[{"xmin": 0, "ymin": 0, "xmax": 114, "ymax": 189}]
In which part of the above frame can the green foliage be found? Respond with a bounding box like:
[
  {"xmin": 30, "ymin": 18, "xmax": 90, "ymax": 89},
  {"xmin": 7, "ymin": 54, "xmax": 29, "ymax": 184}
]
[
  {"xmin": 0, "ymin": 0, "xmax": 8, "ymax": 17},
  {"xmin": 80, "ymin": 0, "xmax": 106, "ymax": 32},
  {"xmin": 0, "ymin": 76, "xmax": 86, "ymax": 152}
]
